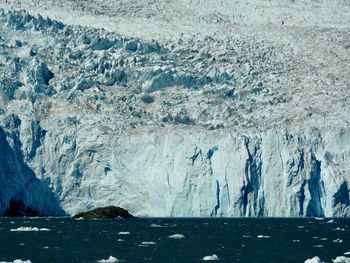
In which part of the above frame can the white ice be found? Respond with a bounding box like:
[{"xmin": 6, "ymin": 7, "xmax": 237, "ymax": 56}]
[
  {"xmin": 168, "ymin": 234, "xmax": 185, "ymax": 239},
  {"xmin": 97, "ymin": 256, "xmax": 119, "ymax": 263},
  {"xmin": 203, "ymin": 254, "xmax": 219, "ymax": 261}
]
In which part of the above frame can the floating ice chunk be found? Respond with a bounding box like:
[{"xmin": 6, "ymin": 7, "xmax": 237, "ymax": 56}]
[
  {"xmin": 332, "ymin": 256, "xmax": 350, "ymax": 263},
  {"xmin": 141, "ymin": 241, "xmax": 157, "ymax": 245},
  {"xmin": 327, "ymin": 219, "xmax": 335, "ymax": 223},
  {"xmin": 344, "ymin": 252, "xmax": 350, "ymax": 255},
  {"xmin": 333, "ymin": 228, "xmax": 346, "ymax": 231},
  {"xmin": 257, "ymin": 235, "xmax": 271, "ymax": 238},
  {"xmin": 117, "ymin": 239, "xmax": 124, "ymax": 242},
  {"xmin": 149, "ymin": 223, "xmax": 164, "ymax": 228},
  {"xmin": 203, "ymin": 254, "xmax": 219, "ymax": 261},
  {"xmin": 298, "ymin": 226, "xmax": 304, "ymax": 229},
  {"xmin": 304, "ymin": 256, "xmax": 322, "ymax": 263},
  {"xmin": 320, "ymin": 238, "xmax": 328, "ymax": 241},
  {"xmin": 43, "ymin": 246, "xmax": 49, "ymax": 249},
  {"xmin": 168, "ymin": 234, "xmax": 185, "ymax": 239},
  {"xmin": 97, "ymin": 256, "xmax": 119, "ymax": 263},
  {"xmin": 333, "ymin": 239, "xmax": 343, "ymax": 243},
  {"xmin": 118, "ymin": 231, "xmax": 130, "ymax": 235},
  {"xmin": 10, "ymin": 227, "xmax": 50, "ymax": 232},
  {"xmin": 315, "ymin": 217, "xmax": 324, "ymax": 221},
  {"xmin": 313, "ymin": 245, "xmax": 324, "ymax": 248},
  {"xmin": 292, "ymin": 240, "xmax": 300, "ymax": 243},
  {"xmin": 0, "ymin": 260, "xmax": 32, "ymax": 263}
]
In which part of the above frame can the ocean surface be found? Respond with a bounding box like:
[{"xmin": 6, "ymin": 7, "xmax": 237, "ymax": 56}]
[{"xmin": 0, "ymin": 218, "xmax": 349, "ymax": 263}]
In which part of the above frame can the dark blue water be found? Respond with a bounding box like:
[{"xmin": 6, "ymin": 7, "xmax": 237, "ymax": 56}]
[{"xmin": 0, "ymin": 218, "xmax": 349, "ymax": 263}]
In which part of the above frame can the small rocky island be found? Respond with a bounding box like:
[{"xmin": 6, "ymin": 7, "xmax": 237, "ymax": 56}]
[{"xmin": 72, "ymin": 206, "xmax": 135, "ymax": 219}]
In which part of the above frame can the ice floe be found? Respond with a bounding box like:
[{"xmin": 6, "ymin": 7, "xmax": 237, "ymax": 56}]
[
  {"xmin": 141, "ymin": 241, "xmax": 157, "ymax": 245},
  {"xmin": 97, "ymin": 256, "xmax": 119, "ymax": 263},
  {"xmin": 332, "ymin": 256, "xmax": 350, "ymax": 263},
  {"xmin": 333, "ymin": 239, "xmax": 343, "ymax": 243},
  {"xmin": 203, "ymin": 254, "xmax": 219, "ymax": 261},
  {"xmin": 10, "ymin": 227, "xmax": 50, "ymax": 232},
  {"xmin": 257, "ymin": 235, "xmax": 271, "ymax": 238},
  {"xmin": 0, "ymin": 260, "xmax": 32, "ymax": 263},
  {"xmin": 118, "ymin": 231, "xmax": 130, "ymax": 235},
  {"xmin": 304, "ymin": 256, "xmax": 322, "ymax": 263},
  {"xmin": 168, "ymin": 234, "xmax": 185, "ymax": 239}
]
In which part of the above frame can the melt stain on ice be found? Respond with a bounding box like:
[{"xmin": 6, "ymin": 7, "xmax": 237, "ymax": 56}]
[
  {"xmin": 10, "ymin": 227, "xmax": 50, "ymax": 232},
  {"xmin": 97, "ymin": 256, "xmax": 119, "ymax": 263}
]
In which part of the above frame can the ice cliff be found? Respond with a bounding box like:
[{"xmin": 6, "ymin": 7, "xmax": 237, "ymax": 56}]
[{"xmin": 0, "ymin": 8, "xmax": 349, "ymax": 217}]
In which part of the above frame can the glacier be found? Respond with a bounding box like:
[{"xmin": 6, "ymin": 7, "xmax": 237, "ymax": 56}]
[{"xmin": 0, "ymin": 5, "xmax": 349, "ymax": 217}]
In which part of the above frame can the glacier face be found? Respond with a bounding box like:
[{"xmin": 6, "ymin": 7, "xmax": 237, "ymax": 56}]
[{"xmin": 0, "ymin": 7, "xmax": 349, "ymax": 217}]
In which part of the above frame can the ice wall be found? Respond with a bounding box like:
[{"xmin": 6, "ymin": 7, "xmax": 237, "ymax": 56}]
[{"xmin": 2, "ymin": 115, "xmax": 349, "ymax": 217}]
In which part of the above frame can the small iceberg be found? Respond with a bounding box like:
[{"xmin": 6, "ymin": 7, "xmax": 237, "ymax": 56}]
[
  {"xmin": 332, "ymin": 256, "xmax": 350, "ymax": 263},
  {"xmin": 10, "ymin": 227, "xmax": 50, "ymax": 232},
  {"xmin": 168, "ymin": 234, "xmax": 185, "ymax": 239},
  {"xmin": 203, "ymin": 254, "xmax": 219, "ymax": 261},
  {"xmin": 326, "ymin": 219, "xmax": 335, "ymax": 223},
  {"xmin": 97, "ymin": 256, "xmax": 119, "ymax": 263},
  {"xmin": 304, "ymin": 256, "xmax": 323, "ymax": 263}
]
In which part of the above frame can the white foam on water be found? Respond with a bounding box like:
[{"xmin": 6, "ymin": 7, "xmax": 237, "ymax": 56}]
[
  {"xmin": 10, "ymin": 227, "xmax": 50, "ymax": 232},
  {"xmin": 257, "ymin": 235, "xmax": 271, "ymax": 238},
  {"xmin": 202, "ymin": 254, "xmax": 219, "ymax": 261},
  {"xmin": 298, "ymin": 226, "xmax": 304, "ymax": 228},
  {"xmin": 304, "ymin": 256, "xmax": 322, "ymax": 263},
  {"xmin": 97, "ymin": 256, "xmax": 119, "ymax": 263},
  {"xmin": 168, "ymin": 234, "xmax": 185, "ymax": 239},
  {"xmin": 117, "ymin": 239, "xmax": 124, "ymax": 242},
  {"xmin": 315, "ymin": 217, "xmax": 324, "ymax": 221},
  {"xmin": 242, "ymin": 235, "xmax": 251, "ymax": 238},
  {"xmin": 43, "ymin": 246, "xmax": 49, "ymax": 249},
  {"xmin": 320, "ymin": 238, "xmax": 328, "ymax": 241},
  {"xmin": 332, "ymin": 256, "xmax": 350, "ymax": 263},
  {"xmin": 334, "ymin": 228, "xmax": 346, "ymax": 231},
  {"xmin": 141, "ymin": 241, "xmax": 157, "ymax": 245},
  {"xmin": 118, "ymin": 231, "xmax": 130, "ymax": 235},
  {"xmin": 292, "ymin": 240, "xmax": 300, "ymax": 243}
]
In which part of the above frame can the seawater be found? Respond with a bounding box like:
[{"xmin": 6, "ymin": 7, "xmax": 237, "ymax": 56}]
[{"xmin": 0, "ymin": 218, "xmax": 349, "ymax": 262}]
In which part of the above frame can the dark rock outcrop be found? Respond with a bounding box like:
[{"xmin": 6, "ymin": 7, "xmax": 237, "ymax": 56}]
[{"xmin": 72, "ymin": 206, "xmax": 135, "ymax": 219}]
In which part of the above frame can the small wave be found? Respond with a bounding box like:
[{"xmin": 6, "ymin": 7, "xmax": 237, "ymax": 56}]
[
  {"xmin": 168, "ymin": 234, "xmax": 185, "ymax": 239},
  {"xmin": 97, "ymin": 256, "xmax": 119, "ymax": 263},
  {"xmin": 10, "ymin": 227, "xmax": 50, "ymax": 232},
  {"xmin": 203, "ymin": 254, "xmax": 219, "ymax": 261}
]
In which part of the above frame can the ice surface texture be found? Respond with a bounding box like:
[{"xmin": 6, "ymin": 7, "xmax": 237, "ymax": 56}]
[{"xmin": 0, "ymin": 7, "xmax": 349, "ymax": 217}]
